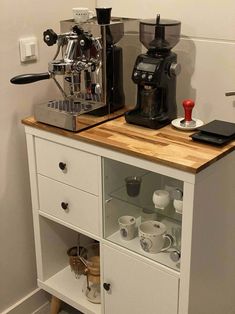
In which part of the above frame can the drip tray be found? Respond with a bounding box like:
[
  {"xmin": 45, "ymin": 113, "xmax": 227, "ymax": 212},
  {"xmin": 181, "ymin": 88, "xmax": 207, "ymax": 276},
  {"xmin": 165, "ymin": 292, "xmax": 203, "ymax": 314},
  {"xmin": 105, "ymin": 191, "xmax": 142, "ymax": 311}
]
[{"xmin": 34, "ymin": 100, "xmax": 106, "ymax": 132}]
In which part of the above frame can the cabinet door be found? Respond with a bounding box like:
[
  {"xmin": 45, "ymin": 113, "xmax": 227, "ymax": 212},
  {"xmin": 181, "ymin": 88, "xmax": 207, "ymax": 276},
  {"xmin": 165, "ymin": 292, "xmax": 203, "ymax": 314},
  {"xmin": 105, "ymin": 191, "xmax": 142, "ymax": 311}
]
[{"xmin": 103, "ymin": 245, "xmax": 179, "ymax": 314}]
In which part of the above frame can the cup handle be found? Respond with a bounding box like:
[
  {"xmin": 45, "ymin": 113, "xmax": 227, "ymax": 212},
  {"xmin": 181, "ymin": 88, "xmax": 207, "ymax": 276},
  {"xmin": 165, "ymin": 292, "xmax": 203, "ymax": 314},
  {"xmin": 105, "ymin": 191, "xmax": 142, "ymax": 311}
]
[
  {"xmin": 89, "ymin": 10, "xmax": 94, "ymax": 19},
  {"xmin": 161, "ymin": 234, "xmax": 174, "ymax": 252}
]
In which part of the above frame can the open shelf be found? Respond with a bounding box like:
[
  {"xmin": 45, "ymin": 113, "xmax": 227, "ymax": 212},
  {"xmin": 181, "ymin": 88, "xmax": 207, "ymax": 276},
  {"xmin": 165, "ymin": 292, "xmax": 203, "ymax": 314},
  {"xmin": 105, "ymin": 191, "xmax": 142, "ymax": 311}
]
[
  {"xmin": 39, "ymin": 216, "xmax": 101, "ymax": 314},
  {"xmin": 39, "ymin": 266, "xmax": 101, "ymax": 314}
]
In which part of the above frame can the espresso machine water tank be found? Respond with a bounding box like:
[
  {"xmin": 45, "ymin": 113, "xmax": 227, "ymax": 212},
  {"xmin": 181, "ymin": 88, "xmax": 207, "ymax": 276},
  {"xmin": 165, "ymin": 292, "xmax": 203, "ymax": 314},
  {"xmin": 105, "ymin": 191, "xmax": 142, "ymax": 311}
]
[{"xmin": 125, "ymin": 15, "xmax": 181, "ymax": 129}]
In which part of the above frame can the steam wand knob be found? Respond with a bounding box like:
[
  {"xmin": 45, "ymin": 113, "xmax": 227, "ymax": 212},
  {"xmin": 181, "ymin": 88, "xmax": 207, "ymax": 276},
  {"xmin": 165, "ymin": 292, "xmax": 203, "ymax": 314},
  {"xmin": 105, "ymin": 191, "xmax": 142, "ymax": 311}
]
[
  {"xmin": 43, "ymin": 29, "xmax": 58, "ymax": 46},
  {"xmin": 72, "ymin": 25, "xmax": 84, "ymax": 35}
]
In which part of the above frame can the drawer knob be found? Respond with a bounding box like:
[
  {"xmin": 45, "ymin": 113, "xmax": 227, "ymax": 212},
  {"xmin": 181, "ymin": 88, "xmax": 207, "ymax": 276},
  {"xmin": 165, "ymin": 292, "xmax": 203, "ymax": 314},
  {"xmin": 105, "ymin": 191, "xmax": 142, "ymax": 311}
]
[
  {"xmin": 103, "ymin": 283, "xmax": 111, "ymax": 291},
  {"xmin": 59, "ymin": 162, "xmax": 66, "ymax": 171},
  {"xmin": 61, "ymin": 202, "xmax": 68, "ymax": 210}
]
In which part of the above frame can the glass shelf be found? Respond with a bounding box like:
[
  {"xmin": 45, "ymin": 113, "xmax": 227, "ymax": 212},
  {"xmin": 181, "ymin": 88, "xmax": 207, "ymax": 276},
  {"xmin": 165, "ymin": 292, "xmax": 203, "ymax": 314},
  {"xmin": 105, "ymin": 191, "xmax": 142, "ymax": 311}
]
[
  {"xmin": 102, "ymin": 158, "xmax": 183, "ymax": 271},
  {"xmin": 108, "ymin": 174, "xmax": 182, "ymax": 224}
]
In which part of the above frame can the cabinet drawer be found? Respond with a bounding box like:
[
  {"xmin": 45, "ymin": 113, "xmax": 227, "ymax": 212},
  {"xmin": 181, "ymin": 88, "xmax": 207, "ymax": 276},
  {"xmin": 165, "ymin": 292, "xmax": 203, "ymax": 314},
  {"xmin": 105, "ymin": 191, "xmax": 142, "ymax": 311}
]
[
  {"xmin": 35, "ymin": 137, "xmax": 99, "ymax": 195},
  {"xmin": 38, "ymin": 175, "xmax": 99, "ymax": 236}
]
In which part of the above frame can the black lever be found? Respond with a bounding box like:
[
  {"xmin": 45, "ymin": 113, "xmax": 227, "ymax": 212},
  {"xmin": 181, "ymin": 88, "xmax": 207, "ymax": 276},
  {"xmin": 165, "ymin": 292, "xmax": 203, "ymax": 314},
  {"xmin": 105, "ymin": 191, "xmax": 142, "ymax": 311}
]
[
  {"xmin": 225, "ymin": 92, "xmax": 235, "ymax": 97},
  {"xmin": 10, "ymin": 73, "xmax": 50, "ymax": 85}
]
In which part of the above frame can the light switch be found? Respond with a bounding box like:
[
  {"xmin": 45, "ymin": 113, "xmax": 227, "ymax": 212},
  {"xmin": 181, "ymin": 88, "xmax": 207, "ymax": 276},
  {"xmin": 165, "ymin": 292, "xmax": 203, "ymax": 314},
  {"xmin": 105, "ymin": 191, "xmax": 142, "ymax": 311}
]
[{"xmin": 19, "ymin": 37, "xmax": 38, "ymax": 62}]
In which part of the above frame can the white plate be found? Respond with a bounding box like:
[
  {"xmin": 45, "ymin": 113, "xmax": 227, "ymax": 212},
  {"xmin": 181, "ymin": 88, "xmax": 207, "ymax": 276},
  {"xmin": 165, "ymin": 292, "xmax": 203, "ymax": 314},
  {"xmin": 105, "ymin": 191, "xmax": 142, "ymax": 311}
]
[{"xmin": 171, "ymin": 118, "xmax": 204, "ymax": 131}]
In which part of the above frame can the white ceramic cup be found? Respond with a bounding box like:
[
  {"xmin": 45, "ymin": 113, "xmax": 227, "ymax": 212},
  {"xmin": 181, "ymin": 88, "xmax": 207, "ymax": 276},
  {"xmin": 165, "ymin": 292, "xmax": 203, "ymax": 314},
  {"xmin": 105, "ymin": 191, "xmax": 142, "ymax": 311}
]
[
  {"xmin": 152, "ymin": 190, "xmax": 170, "ymax": 209},
  {"xmin": 72, "ymin": 7, "xmax": 94, "ymax": 23},
  {"xmin": 173, "ymin": 199, "xmax": 183, "ymax": 214},
  {"xmin": 138, "ymin": 220, "xmax": 173, "ymax": 254},
  {"xmin": 118, "ymin": 215, "xmax": 136, "ymax": 240}
]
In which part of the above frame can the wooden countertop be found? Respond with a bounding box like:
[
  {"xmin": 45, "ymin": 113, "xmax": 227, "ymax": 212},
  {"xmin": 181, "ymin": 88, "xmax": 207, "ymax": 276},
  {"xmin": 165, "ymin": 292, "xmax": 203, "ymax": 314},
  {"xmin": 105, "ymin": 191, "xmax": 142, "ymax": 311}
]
[{"xmin": 22, "ymin": 116, "xmax": 235, "ymax": 173}]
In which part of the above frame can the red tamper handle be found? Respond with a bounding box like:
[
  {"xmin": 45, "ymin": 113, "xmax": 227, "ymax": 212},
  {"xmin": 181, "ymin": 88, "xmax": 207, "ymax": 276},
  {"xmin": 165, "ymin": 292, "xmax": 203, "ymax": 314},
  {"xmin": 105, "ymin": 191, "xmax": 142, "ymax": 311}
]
[{"xmin": 182, "ymin": 99, "xmax": 195, "ymax": 122}]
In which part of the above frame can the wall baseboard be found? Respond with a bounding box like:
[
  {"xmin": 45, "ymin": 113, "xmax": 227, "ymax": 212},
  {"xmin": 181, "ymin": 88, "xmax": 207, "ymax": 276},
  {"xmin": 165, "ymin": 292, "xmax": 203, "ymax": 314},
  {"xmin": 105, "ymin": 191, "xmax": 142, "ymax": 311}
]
[{"xmin": 1, "ymin": 288, "xmax": 49, "ymax": 314}]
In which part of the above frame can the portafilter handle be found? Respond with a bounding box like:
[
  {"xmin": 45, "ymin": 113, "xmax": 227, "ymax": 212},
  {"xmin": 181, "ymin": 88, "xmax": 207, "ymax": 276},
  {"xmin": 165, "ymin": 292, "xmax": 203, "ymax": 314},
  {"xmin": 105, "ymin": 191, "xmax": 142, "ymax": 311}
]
[
  {"xmin": 10, "ymin": 73, "xmax": 50, "ymax": 84},
  {"xmin": 225, "ymin": 92, "xmax": 235, "ymax": 97},
  {"xmin": 182, "ymin": 99, "xmax": 195, "ymax": 122}
]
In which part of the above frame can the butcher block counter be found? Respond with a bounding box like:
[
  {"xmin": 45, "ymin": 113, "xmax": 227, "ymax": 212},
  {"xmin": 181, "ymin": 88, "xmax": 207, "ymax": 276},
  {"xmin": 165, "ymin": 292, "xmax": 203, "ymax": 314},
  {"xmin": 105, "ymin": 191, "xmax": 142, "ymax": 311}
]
[{"xmin": 22, "ymin": 116, "xmax": 235, "ymax": 173}]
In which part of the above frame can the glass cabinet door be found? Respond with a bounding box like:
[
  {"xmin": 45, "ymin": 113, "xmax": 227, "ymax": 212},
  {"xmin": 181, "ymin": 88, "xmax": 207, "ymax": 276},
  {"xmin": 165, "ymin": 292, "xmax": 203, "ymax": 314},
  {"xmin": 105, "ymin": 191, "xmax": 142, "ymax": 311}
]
[{"xmin": 102, "ymin": 158, "xmax": 183, "ymax": 271}]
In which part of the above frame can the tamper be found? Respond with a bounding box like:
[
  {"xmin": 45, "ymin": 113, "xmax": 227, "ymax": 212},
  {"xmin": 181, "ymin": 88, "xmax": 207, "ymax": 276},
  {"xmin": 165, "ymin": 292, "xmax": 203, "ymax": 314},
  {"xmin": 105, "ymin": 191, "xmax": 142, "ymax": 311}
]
[{"xmin": 180, "ymin": 99, "xmax": 196, "ymax": 127}]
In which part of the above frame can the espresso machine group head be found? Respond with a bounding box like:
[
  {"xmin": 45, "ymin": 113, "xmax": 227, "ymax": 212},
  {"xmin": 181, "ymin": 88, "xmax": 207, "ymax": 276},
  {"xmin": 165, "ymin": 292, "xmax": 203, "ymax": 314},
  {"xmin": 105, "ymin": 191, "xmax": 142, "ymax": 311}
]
[
  {"xmin": 125, "ymin": 14, "xmax": 181, "ymax": 129},
  {"xmin": 10, "ymin": 13, "xmax": 126, "ymax": 131}
]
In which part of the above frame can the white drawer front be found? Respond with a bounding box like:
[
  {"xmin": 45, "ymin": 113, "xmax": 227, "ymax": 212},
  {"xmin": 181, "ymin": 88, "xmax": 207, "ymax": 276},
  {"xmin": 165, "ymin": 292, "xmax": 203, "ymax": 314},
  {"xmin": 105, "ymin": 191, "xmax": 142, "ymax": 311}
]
[
  {"xmin": 38, "ymin": 175, "xmax": 99, "ymax": 236},
  {"xmin": 35, "ymin": 137, "xmax": 99, "ymax": 195}
]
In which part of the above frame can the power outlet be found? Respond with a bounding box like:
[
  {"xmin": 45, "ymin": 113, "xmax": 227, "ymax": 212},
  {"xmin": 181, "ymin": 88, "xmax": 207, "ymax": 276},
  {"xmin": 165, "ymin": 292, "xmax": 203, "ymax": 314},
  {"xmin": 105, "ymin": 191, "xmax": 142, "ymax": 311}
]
[{"xmin": 19, "ymin": 37, "xmax": 38, "ymax": 62}]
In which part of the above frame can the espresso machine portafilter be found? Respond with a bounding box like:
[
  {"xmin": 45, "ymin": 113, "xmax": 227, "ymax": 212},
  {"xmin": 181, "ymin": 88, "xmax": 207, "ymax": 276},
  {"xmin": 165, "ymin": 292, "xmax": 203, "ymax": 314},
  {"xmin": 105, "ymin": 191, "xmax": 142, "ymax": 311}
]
[
  {"xmin": 125, "ymin": 15, "xmax": 181, "ymax": 129},
  {"xmin": 10, "ymin": 17, "xmax": 125, "ymax": 131}
]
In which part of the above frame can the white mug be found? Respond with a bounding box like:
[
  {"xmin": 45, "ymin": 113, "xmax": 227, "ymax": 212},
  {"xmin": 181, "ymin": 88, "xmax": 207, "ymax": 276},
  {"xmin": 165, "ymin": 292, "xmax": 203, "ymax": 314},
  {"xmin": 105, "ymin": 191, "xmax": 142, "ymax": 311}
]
[
  {"xmin": 152, "ymin": 190, "xmax": 170, "ymax": 209},
  {"xmin": 72, "ymin": 7, "xmax": 94, "ymax": 23},
  {"xmin": 138, "ymin": 220, "xmax": 172, "ymax": 254},
  {"xmin": 118, "ymin": 215, "xmax": 136, "ymax": 240},
  {"xmin": 173, "ymin": 199, "xmax": 183, "ymax": 214}
]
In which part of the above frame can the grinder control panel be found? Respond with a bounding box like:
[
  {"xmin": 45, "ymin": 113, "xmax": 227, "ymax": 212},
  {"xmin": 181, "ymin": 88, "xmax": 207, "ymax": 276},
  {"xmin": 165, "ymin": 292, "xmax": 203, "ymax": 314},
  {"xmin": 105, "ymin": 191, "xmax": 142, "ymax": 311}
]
[{"xmin": 132, "ymin": 55, "xmax": 162, "ymax": 85}]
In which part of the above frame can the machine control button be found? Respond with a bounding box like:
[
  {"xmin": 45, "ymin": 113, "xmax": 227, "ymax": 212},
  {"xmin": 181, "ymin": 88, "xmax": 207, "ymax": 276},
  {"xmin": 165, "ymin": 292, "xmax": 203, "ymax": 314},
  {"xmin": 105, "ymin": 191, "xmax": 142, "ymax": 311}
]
[
  {"xmin": 141, "ymin": 73, "xmax": 146, "ymax": 79},
  {"xmin": 169, "ymin": 62, "xmax": 181, "ymax": 77},
  {"xmin": 148, "ymin": 74, "xmax": 153, "ymax": 81},
  {"xmin": 133, "ymin": 71, "xmax": 138, "ymax": 77}
]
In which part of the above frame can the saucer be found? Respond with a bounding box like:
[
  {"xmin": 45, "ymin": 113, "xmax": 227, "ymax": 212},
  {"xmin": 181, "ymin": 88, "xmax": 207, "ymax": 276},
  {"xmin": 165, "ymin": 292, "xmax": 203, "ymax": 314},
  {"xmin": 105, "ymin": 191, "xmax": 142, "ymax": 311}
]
[{"xmin": 171, "ymin": 118, "xmax": 204, "ymax": 131}]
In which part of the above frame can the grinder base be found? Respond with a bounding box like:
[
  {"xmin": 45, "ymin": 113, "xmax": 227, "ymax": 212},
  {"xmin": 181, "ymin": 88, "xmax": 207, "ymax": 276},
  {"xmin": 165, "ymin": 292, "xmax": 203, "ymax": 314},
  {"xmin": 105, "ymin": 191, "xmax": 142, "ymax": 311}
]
[{"xmin": 125, "ymin": 109, "xmax": 171, "ymax": 129}]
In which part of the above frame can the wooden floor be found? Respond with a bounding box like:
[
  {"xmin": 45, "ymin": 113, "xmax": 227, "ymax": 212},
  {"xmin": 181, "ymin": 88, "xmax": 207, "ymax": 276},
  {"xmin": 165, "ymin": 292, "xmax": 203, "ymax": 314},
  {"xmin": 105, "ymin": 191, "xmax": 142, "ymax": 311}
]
[{"xmin": 36, "ymin": 302, "xmax": 82, "ymax": 314}]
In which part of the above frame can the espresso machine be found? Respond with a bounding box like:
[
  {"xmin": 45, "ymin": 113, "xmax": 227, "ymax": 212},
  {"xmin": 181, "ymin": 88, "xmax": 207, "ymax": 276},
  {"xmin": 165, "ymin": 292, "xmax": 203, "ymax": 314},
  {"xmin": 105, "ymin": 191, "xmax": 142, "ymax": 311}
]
[
  {"xmin": 125, "ymin": 15, "xmax": 181, "ymax": 129},
  {"xmin": 10, "ymin": 16, "xmax": 126, "ymax": 131}
]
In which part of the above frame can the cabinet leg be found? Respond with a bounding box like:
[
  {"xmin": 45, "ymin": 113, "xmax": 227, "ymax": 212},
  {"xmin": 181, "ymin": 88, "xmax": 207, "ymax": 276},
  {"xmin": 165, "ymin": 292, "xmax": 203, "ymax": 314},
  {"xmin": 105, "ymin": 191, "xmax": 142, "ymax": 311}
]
[{"xmin": 50, "ymin": 295, "xmax": 62, "ymax": 314}]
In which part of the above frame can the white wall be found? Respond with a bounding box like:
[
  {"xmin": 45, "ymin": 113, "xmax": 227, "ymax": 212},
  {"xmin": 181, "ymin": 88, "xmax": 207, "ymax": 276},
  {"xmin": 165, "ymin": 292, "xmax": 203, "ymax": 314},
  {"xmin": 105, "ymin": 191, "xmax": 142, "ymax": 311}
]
[
  {"xmin": 0, "ymin": 1, "xmax": 95, "ymax": 312},
  {"xmin": 98, "ymin": 0, "xmax": 235, "ymax": 122}
]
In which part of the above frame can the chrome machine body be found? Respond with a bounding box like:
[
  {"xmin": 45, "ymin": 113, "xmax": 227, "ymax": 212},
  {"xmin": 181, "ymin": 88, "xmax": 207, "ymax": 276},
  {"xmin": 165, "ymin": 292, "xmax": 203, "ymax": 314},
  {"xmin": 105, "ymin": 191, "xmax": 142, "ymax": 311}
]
[{"xmin": 11, "ymin": 18, "xmax": 139, "ymax": 131}]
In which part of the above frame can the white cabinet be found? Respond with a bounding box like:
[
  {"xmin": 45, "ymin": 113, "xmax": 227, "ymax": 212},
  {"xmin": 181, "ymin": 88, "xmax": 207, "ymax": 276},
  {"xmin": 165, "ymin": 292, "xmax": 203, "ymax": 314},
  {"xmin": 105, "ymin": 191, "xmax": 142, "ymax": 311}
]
[
  {"xmin": 24, "ymin": 125, "xmax": 235, "ymax": 314},
  {"xmin": 102, "ymin": 244, "xmax": 179, "ymax": 314}
]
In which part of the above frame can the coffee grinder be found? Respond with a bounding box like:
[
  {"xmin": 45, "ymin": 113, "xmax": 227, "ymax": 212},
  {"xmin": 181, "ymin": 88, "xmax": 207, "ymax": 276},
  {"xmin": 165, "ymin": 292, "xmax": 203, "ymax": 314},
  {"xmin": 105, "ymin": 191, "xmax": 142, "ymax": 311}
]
[{"xmin": 125, "ymin": 15, "xmax": 181, "ymax": 129}]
